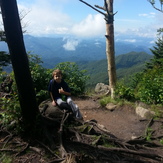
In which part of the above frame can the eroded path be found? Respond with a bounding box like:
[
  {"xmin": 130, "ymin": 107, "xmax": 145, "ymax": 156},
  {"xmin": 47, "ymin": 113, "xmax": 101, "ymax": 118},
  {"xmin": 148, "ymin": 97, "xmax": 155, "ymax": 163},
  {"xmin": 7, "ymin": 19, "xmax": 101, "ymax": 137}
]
[{"xmin": 74, "ymin": 97, "xmax": 148, "ymax": 140}]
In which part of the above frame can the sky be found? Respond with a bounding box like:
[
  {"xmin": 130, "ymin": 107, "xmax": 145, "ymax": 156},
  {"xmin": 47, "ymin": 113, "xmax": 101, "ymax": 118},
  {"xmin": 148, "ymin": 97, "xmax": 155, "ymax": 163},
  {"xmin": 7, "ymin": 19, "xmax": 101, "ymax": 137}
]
[{"xmin": 4, "ymin": 0, "xmax": 163, "ymax": 41}]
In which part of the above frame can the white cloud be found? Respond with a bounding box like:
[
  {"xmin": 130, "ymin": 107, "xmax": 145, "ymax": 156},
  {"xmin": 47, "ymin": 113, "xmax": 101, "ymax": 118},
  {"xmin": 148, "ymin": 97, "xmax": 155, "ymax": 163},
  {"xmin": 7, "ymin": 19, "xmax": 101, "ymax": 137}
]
[
  {"xmin": 138, "ymin": 12, "xmax": 156, "ymax": 18},
  {"xmin": 15, "ymin": 1, "xmax": 163, "ymax": 39},
  {"xmin": 124, "ymin": 39, "xmax": 136, "ymax": 43},
  {"xmin": 139, "ymin": 13, "xmax": 148, "ymax": 17},
  {"xmin": 71, "ymin": 14, "xmax": 105, "ymax": 38},
  {"xmin": 63, "ymin": 39, "xmax": 79, "ymax": 51},
  {"xmin": 18, "ymin": 2, "xmax": 73, "ymax": 36},
  {"xmin": 150, "ymin": 40, "xmax": 155, "ymax": 44}
]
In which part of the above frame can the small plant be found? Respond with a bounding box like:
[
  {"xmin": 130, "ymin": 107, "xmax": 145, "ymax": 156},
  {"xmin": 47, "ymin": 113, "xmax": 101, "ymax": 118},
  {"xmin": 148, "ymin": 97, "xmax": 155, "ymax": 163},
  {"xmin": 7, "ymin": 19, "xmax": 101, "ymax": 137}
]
[
  {"xmin": 101, "ymin": 135, "xmax": 116, "ymax": 148},
  {"xmin": 160, "ymin": 139, "xmax": 163, "ymax": 145},
  {"xmin": 115, "ymin": 82, "xmax": 135, "ymax": 102},
  {"xmin": 145, "ymin": 127, "xmax": 153, "ymax": 141},
  {"xmin": 99, "ymin": 94, "xmax": 133, "ymax": 107},
  {"xmin": 0, "ymin": 95, "xmax": 21, "ymax": 131},
  {"xmin": 0, "ymin": 154, "xmax": 12, "ymax": 163},
  {"xmin": 151, "ymin": 105, "xmax": 163, "ymax": 119},
  {"xmin": 100, "ymin": 96, "xmax": 113, "ymax": 107}
]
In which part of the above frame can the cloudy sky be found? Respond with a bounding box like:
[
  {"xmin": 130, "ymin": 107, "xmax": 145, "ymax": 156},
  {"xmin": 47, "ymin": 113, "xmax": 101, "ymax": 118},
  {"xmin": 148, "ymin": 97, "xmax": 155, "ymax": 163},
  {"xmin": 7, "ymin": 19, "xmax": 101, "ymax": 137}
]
[{"xmin": 12, "ymin": 0, "xmax": 163, "ymax": 39}]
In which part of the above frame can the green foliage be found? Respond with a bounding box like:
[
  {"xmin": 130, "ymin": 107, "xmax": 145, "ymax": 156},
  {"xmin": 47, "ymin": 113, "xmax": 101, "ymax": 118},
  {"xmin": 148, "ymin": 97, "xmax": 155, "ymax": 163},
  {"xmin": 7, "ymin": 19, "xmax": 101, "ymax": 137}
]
[
  {"xmin": 99, "ymin": 94, "xmax": 133, "ymax": 107},
  {"xmin": 0, "ymin": 154, "xmax": 12, "ymax": 163},
  {"xmin": 128, "ymin": 72, "xmax": 144, "ymax": 89},
  {"xmin": 30, "ymin": 64, "xmax": 52, "ymax": 103},
  {"xmin": 124, "ymin": 35, "xmax": 163, "ymax": 105},
  {"xmin": 78, "ymin": 52, "xmax": 152, "ymax": 88},
  {"xmin": 0, "ymin": 96, "xmax": 21, "ymax": 131},
  {"xmin": 0, "ymin": 55, "xmax": 89, "ymax": 130},
  {"xmin": 0, "ymin": 71, "xmax": 8, "ymax": 83},
  {"xmin": 55, "ymin": 62, "xmax": 89, "ymax": 95},
  {"xmin": 0, "ymin": 51, "xmax": 11, "ymax": 67},
  {"xmin": 146, "ymin": 36, "xmax": 163, "ymax": 69},
  {"xmin": 115, "ymin": 82, "xmax": 135, "ymax": 101},
  {"xmin": 145, "ymin": 127, "xmax": 153, "ymax": 141},
  {"xmin": 28, "ymin": 54, "xmax": 53, "ymax": 103},
  {"xmin": 136, "ymin": 66, "xmax": 163, "ymax": 104},
  {"xmin": 10, "ymin": 54, "xmax": 53, "ymax": 104},
  {"xmin": 160, "ymin": 138, "xmax": 163, "ymax": 144},
  {"xmin": 100, "ymin": 96, "xmax": 112, "ymax": 107}
]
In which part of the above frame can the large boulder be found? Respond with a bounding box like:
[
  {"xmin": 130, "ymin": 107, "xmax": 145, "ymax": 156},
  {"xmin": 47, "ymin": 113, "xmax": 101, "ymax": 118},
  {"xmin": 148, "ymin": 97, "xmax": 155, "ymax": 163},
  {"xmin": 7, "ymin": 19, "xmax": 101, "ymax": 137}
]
[
  {"xmin": 95, "ymin": 83, "xmax": 110, "ymax": 95},
  {"xmin": 39, "ymin": 99, "xmax": 63, "ymax": 119}
]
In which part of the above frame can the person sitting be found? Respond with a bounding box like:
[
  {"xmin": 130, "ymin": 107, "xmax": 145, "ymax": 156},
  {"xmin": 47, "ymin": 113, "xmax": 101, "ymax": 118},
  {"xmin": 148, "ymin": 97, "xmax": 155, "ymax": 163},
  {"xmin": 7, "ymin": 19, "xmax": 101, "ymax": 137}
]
[{"xmin": 48, "ymin": 69, "xmax": 83, "ymax": 120}]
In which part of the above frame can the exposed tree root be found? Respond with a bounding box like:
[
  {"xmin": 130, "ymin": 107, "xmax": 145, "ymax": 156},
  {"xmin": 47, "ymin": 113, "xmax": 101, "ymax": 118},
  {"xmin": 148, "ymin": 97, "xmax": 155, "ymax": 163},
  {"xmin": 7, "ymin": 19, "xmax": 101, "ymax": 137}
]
[{"xmin": 0, "ymin": 101, "xmax": 163, "ymax": 163}]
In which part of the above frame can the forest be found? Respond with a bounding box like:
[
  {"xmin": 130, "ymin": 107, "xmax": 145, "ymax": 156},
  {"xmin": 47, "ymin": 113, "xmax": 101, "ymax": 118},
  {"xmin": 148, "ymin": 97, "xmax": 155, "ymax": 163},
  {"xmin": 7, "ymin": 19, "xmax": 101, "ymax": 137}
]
[{"xmin": 0, "ymin": 0, "xmax": 163, "ymax": 162}]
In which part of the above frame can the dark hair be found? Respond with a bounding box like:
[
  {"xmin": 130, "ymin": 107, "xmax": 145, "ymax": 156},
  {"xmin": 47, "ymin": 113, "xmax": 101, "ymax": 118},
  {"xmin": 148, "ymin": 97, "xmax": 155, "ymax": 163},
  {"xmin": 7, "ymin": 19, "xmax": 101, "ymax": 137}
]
[{"xmin": 52, "ymin": 69, "xmax": 63, "ymax": 77}]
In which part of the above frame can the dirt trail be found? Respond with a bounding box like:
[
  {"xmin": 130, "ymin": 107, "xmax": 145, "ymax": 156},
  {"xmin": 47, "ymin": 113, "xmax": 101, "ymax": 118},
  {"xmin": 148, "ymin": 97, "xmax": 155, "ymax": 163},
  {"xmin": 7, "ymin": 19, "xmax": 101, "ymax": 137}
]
[{"xmin": 74, "ymin": 97, "xmax": 148, "ymax": 140}]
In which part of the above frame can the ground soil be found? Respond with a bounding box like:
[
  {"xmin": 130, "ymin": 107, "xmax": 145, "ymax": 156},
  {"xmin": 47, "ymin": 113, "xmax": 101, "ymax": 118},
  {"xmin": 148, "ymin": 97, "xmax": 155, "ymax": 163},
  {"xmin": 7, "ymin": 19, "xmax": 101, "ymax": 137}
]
[
  {"xmin": 74, "ymin": 96, "xmax": 148, "ymax": 141},
  {"xmin": 1, "ymin": 95, "xmax": 163, "ymax": 162}
]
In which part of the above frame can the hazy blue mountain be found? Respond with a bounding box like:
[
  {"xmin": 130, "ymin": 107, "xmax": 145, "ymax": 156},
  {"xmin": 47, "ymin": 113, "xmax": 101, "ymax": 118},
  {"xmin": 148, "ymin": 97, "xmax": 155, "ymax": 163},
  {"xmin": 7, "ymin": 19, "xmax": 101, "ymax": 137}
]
[
  {"xmin": 0, "ymin": 34, "xmax": 155, "ymax": 89},
  {"xmin": 23, "ymin": 35, "xmax": 153, "ymax": 60},
  {"xmin": 0, "ymin": 35, "xmax": 153, "ymax": 65}
]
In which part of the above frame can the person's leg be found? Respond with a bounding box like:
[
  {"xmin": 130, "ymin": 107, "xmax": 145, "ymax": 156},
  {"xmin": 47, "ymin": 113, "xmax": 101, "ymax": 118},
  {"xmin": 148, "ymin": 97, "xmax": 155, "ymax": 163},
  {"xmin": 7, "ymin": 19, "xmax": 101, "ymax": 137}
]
[
  {"xmin": 56, "ymin": 98, "xmax": 71, "ymax": 111},
  {"xmin": 66, "ymin": 97, "xmax": 83, "ymax": 119}
]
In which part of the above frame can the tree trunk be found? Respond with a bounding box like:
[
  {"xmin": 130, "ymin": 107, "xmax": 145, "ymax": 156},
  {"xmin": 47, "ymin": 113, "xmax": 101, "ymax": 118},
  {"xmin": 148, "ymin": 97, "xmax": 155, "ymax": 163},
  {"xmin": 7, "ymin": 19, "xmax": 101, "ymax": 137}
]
[
  {"xmin": 1, "ymin": 0, "xmax": 39, "ymax": 127},
  {"xmin": 79, "ymin": 0, "xmax": 117, "ymax": 98},
  {"xmin": 105, "ymin": 0, "xmax": 116, "ymax": 98}
]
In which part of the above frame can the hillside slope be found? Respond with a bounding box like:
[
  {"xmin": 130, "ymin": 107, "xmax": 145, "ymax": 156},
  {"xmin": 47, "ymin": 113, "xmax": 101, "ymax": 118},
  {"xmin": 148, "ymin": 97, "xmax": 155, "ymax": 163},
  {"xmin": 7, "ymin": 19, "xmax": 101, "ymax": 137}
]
[{"xmin": 78, "ymin": 51, "xmax": 152, "ymax": 87}]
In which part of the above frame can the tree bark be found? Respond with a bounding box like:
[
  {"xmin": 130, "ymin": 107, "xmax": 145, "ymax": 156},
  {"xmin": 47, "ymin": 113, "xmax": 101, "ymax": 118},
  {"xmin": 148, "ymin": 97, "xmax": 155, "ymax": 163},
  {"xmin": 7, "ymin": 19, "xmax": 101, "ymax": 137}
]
[
  {"xmin": 79, "ymin": 0, "xmax": 117, "ymax": 98},
  {"xmin": 1, "ymin": 0, "xmax": 39, "ymax": 127},
  {"xmin": 105, "ymin": 0, "xmax": 116, "ymax": 98}
]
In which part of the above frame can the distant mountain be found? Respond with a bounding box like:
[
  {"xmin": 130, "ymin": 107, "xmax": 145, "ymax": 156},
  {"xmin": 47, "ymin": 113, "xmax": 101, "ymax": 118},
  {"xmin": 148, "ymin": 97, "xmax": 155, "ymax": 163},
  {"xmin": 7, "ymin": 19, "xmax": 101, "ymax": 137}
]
[
  {"xmin": 77, "ymin": 51, "xmax": 153, "ymax": 87},
  {"xmin": 0, "ymin": 35, "xmax": 154, "ymax": 86},
  {"xmin": 0, "ymin": 35, "xmax": 153, "ymax": 67}
]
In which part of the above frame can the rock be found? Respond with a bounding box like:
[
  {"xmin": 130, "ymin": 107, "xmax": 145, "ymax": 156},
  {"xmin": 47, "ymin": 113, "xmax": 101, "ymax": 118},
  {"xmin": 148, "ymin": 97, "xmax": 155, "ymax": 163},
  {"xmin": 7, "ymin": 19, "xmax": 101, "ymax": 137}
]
[
  {"xmin": 106, "ymin": 103, "xmax": 117, "ymax": 111},
  {"xmin": 131, "ymin": 136, "xmax": 138, "ymax": 140},
  {"xmin": 135, "ymin": 106, "xmax": 155, "ymax": 119},
  {"xmin": 39, "ymin": 99, "xmax": 63, "ymax": 118},
  {"xmin": 95, "ymin": 83, "xmax": 110, "ymax": 95}
]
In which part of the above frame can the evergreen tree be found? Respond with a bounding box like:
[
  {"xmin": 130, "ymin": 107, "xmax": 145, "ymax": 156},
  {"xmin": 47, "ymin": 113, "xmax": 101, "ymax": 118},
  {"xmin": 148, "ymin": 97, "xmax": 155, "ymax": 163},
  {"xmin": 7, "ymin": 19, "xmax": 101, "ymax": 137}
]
[{"xmin": 146, "ymin": 36, "xmax": 163, "ymax": 69}]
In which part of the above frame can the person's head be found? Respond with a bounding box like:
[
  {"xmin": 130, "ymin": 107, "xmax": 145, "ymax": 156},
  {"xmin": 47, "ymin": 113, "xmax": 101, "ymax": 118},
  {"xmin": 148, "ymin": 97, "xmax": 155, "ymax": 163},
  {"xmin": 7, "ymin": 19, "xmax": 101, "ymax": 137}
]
[{"xmin": 52, "ymin": 69, "xmax": 63, "ymax": 83}]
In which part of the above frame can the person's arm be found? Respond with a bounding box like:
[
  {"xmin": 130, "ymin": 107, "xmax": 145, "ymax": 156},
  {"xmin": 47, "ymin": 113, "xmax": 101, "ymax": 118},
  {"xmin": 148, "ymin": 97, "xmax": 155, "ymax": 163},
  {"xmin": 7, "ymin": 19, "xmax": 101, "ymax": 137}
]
[
  {"xmin": 59, "ymin": 81, "xmax": 71, "ymax": 96},
  {"xmin": 48, "ymin": 80, "xmax": 57, "ymax": 106},
  {"xmin": 59, "ymin": 87, "xmax": 71, "ymax": 96},
  {"xmin": 50, "ymin": 92, "xmax": 57, "ymax": 106}
]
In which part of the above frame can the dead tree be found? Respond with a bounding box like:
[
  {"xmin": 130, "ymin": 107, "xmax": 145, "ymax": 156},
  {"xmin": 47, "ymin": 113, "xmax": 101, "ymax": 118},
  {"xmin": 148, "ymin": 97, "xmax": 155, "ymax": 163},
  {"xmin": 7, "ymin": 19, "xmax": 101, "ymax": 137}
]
[
  {"xmin": 0, "ymin": 0, "xmax": 39, "ymax": 129},
  {"xmin": 148, "ymin": 0, "xmax": 163, "ymax": 13},
  {"xmin": 79, "ymin": 0, "xmax": 117, "ymax": 98}
]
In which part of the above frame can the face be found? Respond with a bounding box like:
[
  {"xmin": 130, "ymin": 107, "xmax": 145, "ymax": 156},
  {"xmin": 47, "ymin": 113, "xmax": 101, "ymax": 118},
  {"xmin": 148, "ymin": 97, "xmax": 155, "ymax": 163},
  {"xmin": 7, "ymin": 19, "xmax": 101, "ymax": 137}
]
[{"xmin": 53, "ymin": 74, "xmax": 62, "ymax": 83}]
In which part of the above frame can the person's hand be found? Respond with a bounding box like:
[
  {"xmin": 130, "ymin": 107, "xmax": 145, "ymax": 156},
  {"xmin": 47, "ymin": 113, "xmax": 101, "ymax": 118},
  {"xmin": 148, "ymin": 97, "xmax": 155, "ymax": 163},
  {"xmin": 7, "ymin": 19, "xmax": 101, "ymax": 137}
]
[
  {"xmin": 52, "ymin": 100, "xmax": 56, "ymax": 106},
  {"xmin": 59, "ymin": 87, "xmax": 64, "ymax": 94}
]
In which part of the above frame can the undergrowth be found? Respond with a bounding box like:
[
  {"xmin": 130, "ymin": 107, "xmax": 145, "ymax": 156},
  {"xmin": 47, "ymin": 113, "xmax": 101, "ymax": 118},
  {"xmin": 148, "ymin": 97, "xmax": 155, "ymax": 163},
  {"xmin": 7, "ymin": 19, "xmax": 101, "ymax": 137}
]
[{"xmin": 99, "ymin": 95, "xmax": 133, "ymax": 107}]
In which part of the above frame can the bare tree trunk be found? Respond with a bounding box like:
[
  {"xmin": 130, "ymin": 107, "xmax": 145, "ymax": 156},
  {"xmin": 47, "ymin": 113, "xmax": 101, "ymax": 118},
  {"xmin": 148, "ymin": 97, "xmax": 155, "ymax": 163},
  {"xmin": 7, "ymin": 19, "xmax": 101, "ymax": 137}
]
[
  {"xmin": 105, "ymin": 0, "xmax": 116, "ymax": 98},
  {"xmin": 1, "ymin": 0, "xmax": 39, "ymax": 128},
  {"xmin": 79, "ymin": 0, "xmax": 117, "ymax": 98}
]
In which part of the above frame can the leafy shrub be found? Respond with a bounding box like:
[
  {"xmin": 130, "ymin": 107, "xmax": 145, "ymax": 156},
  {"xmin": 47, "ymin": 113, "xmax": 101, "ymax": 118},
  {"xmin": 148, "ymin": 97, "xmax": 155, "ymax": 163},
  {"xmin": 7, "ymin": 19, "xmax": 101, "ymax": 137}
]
[
  {"xmin": 136, "ymin": 66, "xmax": 163, "ymax": 104},
  {"xmin": 115, "ymin": 82, "xmax": 135, "ymax": 101},
  {"xmin": 0, "ymin": 95, "xmax": 21, "ymax": 131},
  {"xmin": 28, "ymin": 54, "xmax": 52, "ymax": 92},
  {"xmin": 54, "ymin": 62, "xmax": 89, "ymax": 95},
  {"xmin": 10, "ymin": 54, "xmax": 53, "ymax": 104}
]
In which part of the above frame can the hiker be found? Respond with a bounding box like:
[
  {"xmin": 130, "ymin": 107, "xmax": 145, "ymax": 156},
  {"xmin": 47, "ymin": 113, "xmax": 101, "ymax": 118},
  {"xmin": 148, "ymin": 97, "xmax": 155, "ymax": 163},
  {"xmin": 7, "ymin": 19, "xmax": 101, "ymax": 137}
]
[{"xmin": 48, "ymin": 69, "xmax": 83, "ymax": 120}]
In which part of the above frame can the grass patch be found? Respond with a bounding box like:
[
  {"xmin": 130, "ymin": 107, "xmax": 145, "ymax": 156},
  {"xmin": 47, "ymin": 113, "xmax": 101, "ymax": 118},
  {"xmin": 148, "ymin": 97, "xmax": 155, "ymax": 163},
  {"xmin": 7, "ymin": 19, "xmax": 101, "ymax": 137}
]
[
  {"xmin": 0, "ymin": 153, "xmax": 13, "ymax": 163},
  {"xmin": 99, "ymin": 95, "xmax": 133, "ymax": 107}
]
